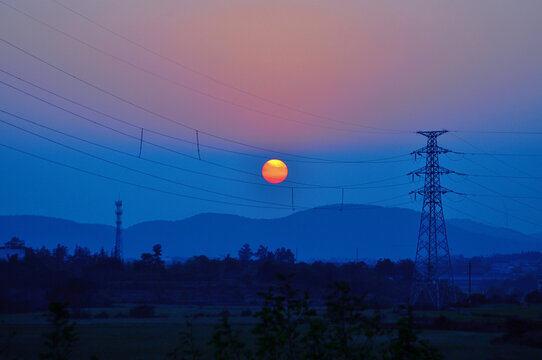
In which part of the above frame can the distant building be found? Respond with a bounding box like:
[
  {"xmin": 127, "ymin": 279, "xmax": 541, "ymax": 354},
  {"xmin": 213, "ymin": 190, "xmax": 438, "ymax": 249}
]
[{"xmin": 0, "ymin": 237, "xmax": 25, "ymax": 260}]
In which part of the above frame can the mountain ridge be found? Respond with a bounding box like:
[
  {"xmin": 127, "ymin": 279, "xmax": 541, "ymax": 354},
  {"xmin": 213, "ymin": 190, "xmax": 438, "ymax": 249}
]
[{"xmin": 0, "ymin": 205, "xmax": 540, "ymax": 260}]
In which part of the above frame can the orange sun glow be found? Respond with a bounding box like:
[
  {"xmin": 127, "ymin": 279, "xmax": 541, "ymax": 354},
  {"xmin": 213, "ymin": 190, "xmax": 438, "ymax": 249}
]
[{"xmin": 262, "ymin": 159, "xmax": 288, "ymax": 184}]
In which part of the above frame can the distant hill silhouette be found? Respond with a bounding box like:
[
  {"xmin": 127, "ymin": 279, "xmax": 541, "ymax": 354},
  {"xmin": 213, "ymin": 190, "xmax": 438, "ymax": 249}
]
[{"xmin": 1, "ymin": 205, "xmax": 540, "ymax": 261}]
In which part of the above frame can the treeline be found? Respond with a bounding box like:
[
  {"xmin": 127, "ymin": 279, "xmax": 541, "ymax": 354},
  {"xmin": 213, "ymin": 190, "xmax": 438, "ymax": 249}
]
[
  {"xmin": 2, "ymin": 239, "xmax": 541, "ymax": 313},
  {"xmin": 1, "ymin": 239, "xmax": 414, "ymax": 313}
]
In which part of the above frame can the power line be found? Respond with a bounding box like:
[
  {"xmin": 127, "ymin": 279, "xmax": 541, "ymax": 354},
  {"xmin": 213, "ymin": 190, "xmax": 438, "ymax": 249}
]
[
  {"xmin": 0, "ymin": 0, "xmax": 385, "ymax": 135},
  {"xmin": 462, "ymin": 152, "xmax": 542, "ymax": 157},
  {"xmin": 0, "ymin": 67, "xmax": 411, "ymax": 165},
  {"xmin": 0, "ymin": 37, "xmax": 351, "ymax": 161},
  {"xmin": 309, "ymin": 193, "xmax": 412, "ymax": 211},
  {"xmin": 462, "ymin": 157, "xmax": 542, "ymax": 197},
  {"xmin": 0, "ymin": 141, "xmax": 290, "ymax": 210},
  {"xmin": 468, "ymin": 193, "xmax": 542, "ymax": 200},
  {"xmin": 0, "ymin": 80, "xmax": 337, "ymax": 188},
  {"xmin": 47, "ymin": 0, "xmax": 410, "ymax": 134},
  {"xmin": 0, "ymin": 107, "xmax": 411, "ymax": 192},
  {"xmin": 444, "ymin": 201, "xmax": 502, "ymax": 229},
  {"xmin": 450, "ymin": 132, "xmax": 542, "ymax": 196},
  {"xmin": 0, "ymin": 78, "xmax": 416, "ymax": 190},
  {"xmin": 0, "ymin": 116, "xmax": 297, "ymax": 208},
  {"xmin": 0, "ymin": 108, "xmax": 272, "ymax": 188},
  {"xmin": 0, "ymin": 39, "xmax": 413, "ymax": 165},
  {"xmin": 464, "ymin": 178, "xmax": 542, "ymax": 213},
  {"xmin": 4, "ymin": 2, "xmax": 541, "ymax": 139},
  {"xmin": 448, "ymin": 134, "xmax": 542, "ymax": 212},
  {"xmin": 0, "ymin": 68, "xmax": 294, "ymax": 163},
  {"xmin": 10, "ymin": 114, "xmax": 400, "ymax": 209},
  {"xmin": 469, "ymin": 174, "xmax": 542, "ymax": 180},
  {"xmin": 464, "ymin": 196, "xmax": 542, "ymax": 229},
  {"xmin": 452, "ymin": 129, "xmax": 542, "ymax": 135},
  {"xmin": 451, "ymin": 134, "xmax": 541, "ymax": 175},
  {"xmin": 0, "ymin": 137, "xmax": 413, "ymax": 212}
]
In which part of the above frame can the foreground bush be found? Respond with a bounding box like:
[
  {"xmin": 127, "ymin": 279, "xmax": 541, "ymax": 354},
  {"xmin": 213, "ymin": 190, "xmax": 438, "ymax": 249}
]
[
  {"xmin": 171, "ymin": 274, "xmax": 442, "ymax": 360},
  {"xmin": 39, "ymin": 276, "xmax": 443, "ymax": 360}
]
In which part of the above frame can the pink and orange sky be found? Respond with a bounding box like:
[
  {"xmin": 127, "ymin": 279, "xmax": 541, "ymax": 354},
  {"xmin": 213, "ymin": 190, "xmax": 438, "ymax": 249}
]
[{"xmin": 0, "ymin": 0, "xmax": 541, "ymax": 232}]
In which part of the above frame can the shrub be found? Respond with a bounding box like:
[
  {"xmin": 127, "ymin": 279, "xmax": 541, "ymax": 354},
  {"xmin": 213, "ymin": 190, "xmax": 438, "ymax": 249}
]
[
  {"xmin": 40, "ymin": 302, "xmax": 78, "ymax": 360},
  {"xmin": 384, "ymin": 306, "xmax": 443, "ymax": 360}
]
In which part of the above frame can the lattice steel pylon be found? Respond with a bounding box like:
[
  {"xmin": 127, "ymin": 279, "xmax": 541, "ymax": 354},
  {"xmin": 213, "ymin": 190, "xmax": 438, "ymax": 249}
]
[
  {"xmin": 114, "ymin": 200, "xmax": 123, "ymax": 260},
  {"xmin": 409, "ymin": 130, "xmax": 458, "ymax": 309}
]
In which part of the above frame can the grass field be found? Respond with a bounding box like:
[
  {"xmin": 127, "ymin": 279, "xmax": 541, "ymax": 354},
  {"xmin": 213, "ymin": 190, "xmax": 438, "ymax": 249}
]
[{"xmin": 1, "ymin": 304, "xmax": 541, "ymax": 359}]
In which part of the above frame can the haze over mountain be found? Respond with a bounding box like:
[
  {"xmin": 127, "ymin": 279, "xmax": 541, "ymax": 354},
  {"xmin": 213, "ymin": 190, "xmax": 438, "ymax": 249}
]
[{"xmin": 1, "ymin": 205, "xmax": 540, "ymax": 261}]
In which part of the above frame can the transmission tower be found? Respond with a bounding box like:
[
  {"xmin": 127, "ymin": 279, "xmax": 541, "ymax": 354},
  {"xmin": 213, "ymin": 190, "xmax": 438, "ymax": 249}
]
[
  {"xmin": 409, "ymin": 130, "xmax": 458, "ymax": 309},
  {"xmin": 114, "ymin": 200, "xmax": 123, "ymax": 260}
]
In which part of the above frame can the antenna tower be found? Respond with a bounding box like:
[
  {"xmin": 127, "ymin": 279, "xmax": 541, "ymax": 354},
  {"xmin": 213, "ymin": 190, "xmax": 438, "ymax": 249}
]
[
  {"xmin": 409, "ymin": 130, "xmax": 458, "ymax": 308},
  {"xmin": 114, "ymin": 200, "xmax": 123, "ymax": 259}
]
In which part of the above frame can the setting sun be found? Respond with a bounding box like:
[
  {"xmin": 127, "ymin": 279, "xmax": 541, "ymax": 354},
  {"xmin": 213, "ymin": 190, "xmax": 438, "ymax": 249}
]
[{"xmin": 262, "ymin": 159, "xmax": 288, "ymax": 184}]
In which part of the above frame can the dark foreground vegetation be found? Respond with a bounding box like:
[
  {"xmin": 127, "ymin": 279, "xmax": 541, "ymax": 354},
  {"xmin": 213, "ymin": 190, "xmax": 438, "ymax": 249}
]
[
  {"xmin": 11, "ymin": 279, "xmax": 442, "ymax": 360},
  {"xmin": 2, "ymin": 282, "xmax": 542, "ymax": 359}
]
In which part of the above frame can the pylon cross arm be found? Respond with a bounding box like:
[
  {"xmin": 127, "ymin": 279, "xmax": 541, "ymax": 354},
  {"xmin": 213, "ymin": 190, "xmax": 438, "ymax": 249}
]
[{"xmin": 411, "ymin": 145, "xmax": 451, "ymax": 157}]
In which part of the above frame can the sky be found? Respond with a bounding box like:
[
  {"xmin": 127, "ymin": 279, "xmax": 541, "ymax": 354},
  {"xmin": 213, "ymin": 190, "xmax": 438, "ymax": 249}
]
[{"xmin": 0, "ymin": 0, "xmax": 541, "ymax": 234}]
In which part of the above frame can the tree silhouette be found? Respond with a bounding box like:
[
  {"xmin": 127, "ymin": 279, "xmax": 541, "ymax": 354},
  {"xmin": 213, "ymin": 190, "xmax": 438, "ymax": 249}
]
[
  {"xmin": 168, "ymin": 321, "xmax": 201, "ymax": 360},
  {"xmin": 253, "ymin": 274, "xmax": 310, "ymax": 360},
  {"xmin": 238, "ymin": 243, "xmax": 253, "ymax": 262},
  {"xmin": 324, "ymin": 281, "xmax": 381, "ymax": 359},
  {"xmin": 274, "ymin": 248, "xmax": 295, "ymax": 264},
  {"xmin": 255, "ymin": 245, "xmax": 274, "ymax": 262},
  {"xmin": 210, "ymin": 314, "xmax": 248, "ymax": 360},
  {"xmin": 383, "ymin": 306, "xmax": 442, "ymax": 360},
  {"xmin": 135, "ymin": 244, "xmax": 165, "ymax": 270},
  {"xmin": 40, "ymin": 302, "xmax": 78, "ymax": 360},
  {"xmin": 4, "ymin": 237, "xmax": 24, "ymax": 249},
  {"xmin": 152, "ymin": 244, "xmax": 165, "ymax": 269}
]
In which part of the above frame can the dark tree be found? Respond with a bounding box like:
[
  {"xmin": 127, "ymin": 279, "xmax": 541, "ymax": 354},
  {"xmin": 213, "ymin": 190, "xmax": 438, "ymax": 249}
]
[
  {"xmin": 255, "ymin": 245, "xmax": 273, "ymax": 262},
  {"xmin": 394, "ymin": 259, "xmax": 415, "ymax": 284},
  {"xmin": 324, "ymin": 281, "xmax": 381, "ymax": 359},
  {"xmin": 302, "ymin": 315, "xmax": 328, "ymax": 360},
  {"xmin": 168, "ymin": 321, "xmax": 201, "ymax": 360},
  {"xmin": 383, "ymin": 306, "xmax": 442, "ymax": 360},
  {"xmin": 375, "ymin": 258, "xmax": 395, "ymax": 278},
  {"xmin": 40, "ymin": 302, "xmax": 78, "ymax": 360},
  {"xmin": 135, "ymin": 244, "xmax": 165, "ymax": 270},
  {"xmin": 53, "ymin": 245, "xmax": 68, "ymax": 264},
  {"xmin": 253, "ymin": 274, "xmax": 311, "ymax": 360},
  {"xmin": 238, "ymin": 243, "xmax": 253, "ymax": 262},
  {"xmin": 152, "ymin": 244, "xmax": 164, "ymax": 268},
  {"xmin": 71, "ymin": 246, "xmax": 91, "ymax": 261},
  {"xmin": 210, "ymin": 315, "xmax": 248, "ymax": 360},
  {"xmin": 5, "ymin": 237, "xmax": 24, "ymax": 249},
  {"xmin": 274, "ymin": 248, "xmax": 295, "ymax": 264}
]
